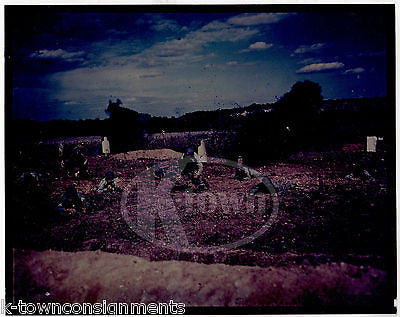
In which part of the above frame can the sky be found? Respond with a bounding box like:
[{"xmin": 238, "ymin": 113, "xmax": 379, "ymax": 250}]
[{"xmin": 8, "ymin": 7, "xmax": 391, "ymax": 121}]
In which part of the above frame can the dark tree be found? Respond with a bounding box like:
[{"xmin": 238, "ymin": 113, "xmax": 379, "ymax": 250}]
[
  {"xmin": 274, "ymin": 80, "xmax": 322, "ymax": 141},
  {"xmin": 236, "ymin": 81, "xmax": 323, "ymax": 162},
  {"xmin": 272, "ymin": 80, "xmax": 323, "ymax": 152},
  {"xmin": 105, "ymin": 99, "xmax": 146, "ymax": 153}
]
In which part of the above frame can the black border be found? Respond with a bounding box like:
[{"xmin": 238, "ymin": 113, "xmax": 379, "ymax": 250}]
[{"xmin": 4, "ymin": 4, "xmax": 396, "ymax": 314}]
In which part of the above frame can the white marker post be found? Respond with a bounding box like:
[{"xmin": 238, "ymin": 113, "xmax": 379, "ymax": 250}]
[
  {"xmin": 102, "ymin": 137, "xmax": 111, "ymax": 155},
  {"xmin": 366, "ymin": 136, "xmax": 377, "ymax": 152},
  {"xmin": 197, "ymin": 139, "xmax": 208, "ymax": 163}
]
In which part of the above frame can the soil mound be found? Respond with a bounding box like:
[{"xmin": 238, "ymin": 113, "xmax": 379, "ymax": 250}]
[
  {"xmin": 112, "ymin": 149, "xmax": 183, "ymax": 161},
  {"xmin": 15, "ymin": 249, "xmax": 386, "ymax": 307}
]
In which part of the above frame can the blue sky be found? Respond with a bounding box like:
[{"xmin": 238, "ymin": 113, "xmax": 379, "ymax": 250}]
[{"xmin": 9, "ymin": 8, "xmax": 390, "ymax": 121}]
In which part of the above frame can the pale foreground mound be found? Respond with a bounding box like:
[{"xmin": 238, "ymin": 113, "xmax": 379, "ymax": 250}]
[
  {"xmin": 112, "ymin": 149, "xmax": 183, "ymax": 161},
  {"xmin": 14, "ymin": 250, "xmax": 386, "ymax": 307}
]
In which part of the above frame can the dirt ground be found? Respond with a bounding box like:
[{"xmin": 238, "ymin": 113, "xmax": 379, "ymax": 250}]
[
  {"xmin": 9, "ymin": 144, "xmax": 396, "ymax": 310},
  {"xmin": 14, "ymin": 249, "xmax": 387, "ymax": 307}
]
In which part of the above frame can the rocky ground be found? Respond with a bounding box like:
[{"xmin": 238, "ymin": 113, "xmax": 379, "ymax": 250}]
[{"xmin": 8, "ymin": 145, "xmax": 396, "ymax": 311}]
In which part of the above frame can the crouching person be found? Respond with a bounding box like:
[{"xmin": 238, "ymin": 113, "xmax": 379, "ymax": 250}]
[
  {"xmin": 172, "ymin": 147, "xmax": 209, "ymax": 192},
  {"xmin": 153, "ymin": 167, "xmax": 165, "ymax": 181},
  {"xmin": 232, "ymin": 156, "xmax": 271, "ymax": 196},
  {"xmin": 57, "ymin": 185, "xmax": 88, "ymax": 215},
  {"xmin": 234, "ymin": 155, "xmax": 251, "ymax": 180},
  {"xmin": 96, "ymin": 171, "xmax": 120, "ymax": 193}
]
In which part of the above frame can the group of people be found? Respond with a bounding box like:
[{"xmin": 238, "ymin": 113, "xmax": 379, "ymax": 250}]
[
  {"xmin": 147, "ymin": 146, "xmax": 209, "ymax": 193},
  {"xmin": 56, "ymin": 170, "xmax": 121, "ymax": 216},
  {"xmin": 21, "ymin": 138, "xmax": 271, "ymax": 217},
  {"xmin": 152, "ymin": 146, "xmax": 269, "ymax": 196},
  {"xmin": 54, "ymin": 141, "xmax": 120, "ymax": 216}
]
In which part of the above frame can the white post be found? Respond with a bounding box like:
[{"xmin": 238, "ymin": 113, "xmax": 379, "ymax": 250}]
[
  {"xmin": 197, "ymin": 139, "xmax": 208, "ymax": 163},
  {"xmin": 102, "ymin": 137, "xmax": 111, "ymax": 155},
  {"xmin": 366, "ymin": 136, "xmax": 377, "ymax": 152}
]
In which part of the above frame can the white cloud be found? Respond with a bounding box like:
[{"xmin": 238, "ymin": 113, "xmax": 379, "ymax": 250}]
[
  {"xmin": 123, "ymin": 96, "xmax": 137, "ymax": 102},
  {"xmin": 227, "ymin": 13, "xmax": 292, "ymax": 26},
  {"xmin": 151, "ymin": 19, "xmax": 181, "ymax": 32},
  {"xmin": 250, "ymin": 42, "xmax": 273, "ymax": 50},
  {"xmin": 201, "ymin": 20, "xmax": 230, "ymax": 31},
  {"xmin": 297, "ymin": 57, "xmax": 322, "ymax": 65},
  {"xmin": 64, "ymin": 100, "xmax": 78, "ymax": 105},
  {"xmin": 195, "ymin": 23, "xmax": 259, "ymax": 43},
  {"xmin": 151, "ymin": 38, "xmax": 199, "ymax": 58},
  {"xmin": 296, "ymin": 62, "xmax": 345, "ymax": 74},
  {"xmin": 41, "ymin": 16, "xmax": 269, "ymax": 117},
  {"xmin": 30, "ymin": 49, "xmax": 85, "ymax": 62},
  {"xmin": 132, "ymin": 19, "xmax": 258, "ymax": 67},
  {"xmin": 343, "ymin": 67, "xmax": 365, "ymax": 74},
  {"xmin": 293, "ymin": 43, "xmax": 325, "ymax": 55},
  {"xmin": 52, "ymin": 16, "xmax": 259, "ymax": 71},
  {"xmin": 240, "ymin": 41, "xmax": 273, "ymax": 53}
]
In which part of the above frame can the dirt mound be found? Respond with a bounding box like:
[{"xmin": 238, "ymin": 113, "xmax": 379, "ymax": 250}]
[
  {"xmin": 112, "ymin": 149, "xmax": 183, "ymax": 161},
  {"xmin": 15, "ymin": 249, "xmax": 386, "ymax": 307}
]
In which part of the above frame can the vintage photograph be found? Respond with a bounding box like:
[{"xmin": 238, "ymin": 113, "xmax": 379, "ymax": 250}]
[{"xmin": 4, "ymin": 4, "xmax": 396, "ymax": 314}]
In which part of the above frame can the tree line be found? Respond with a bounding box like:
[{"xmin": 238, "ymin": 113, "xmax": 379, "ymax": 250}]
[{"xmin": 10, "ymin": 81, "xmax": 391, "ymax": 161}]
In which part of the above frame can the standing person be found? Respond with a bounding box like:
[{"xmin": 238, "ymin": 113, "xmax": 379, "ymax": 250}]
[
  {"xmin": 57, "ymin": 143, "xmax": 64, "ymax": 160},
  {"xmin": 62, "ymin": 143, "xmax": 87, "ymax": 177},
  {"xmin": 71, "ymin": 143, "xmax": 89, "ymax": 178},
  {"xmin": 161, "ymin": 130, "xmax": 167, "ymax": 147},
  {"xmin": 56, "ymin": 143, "xmax": 65, "ymax": 175}
]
